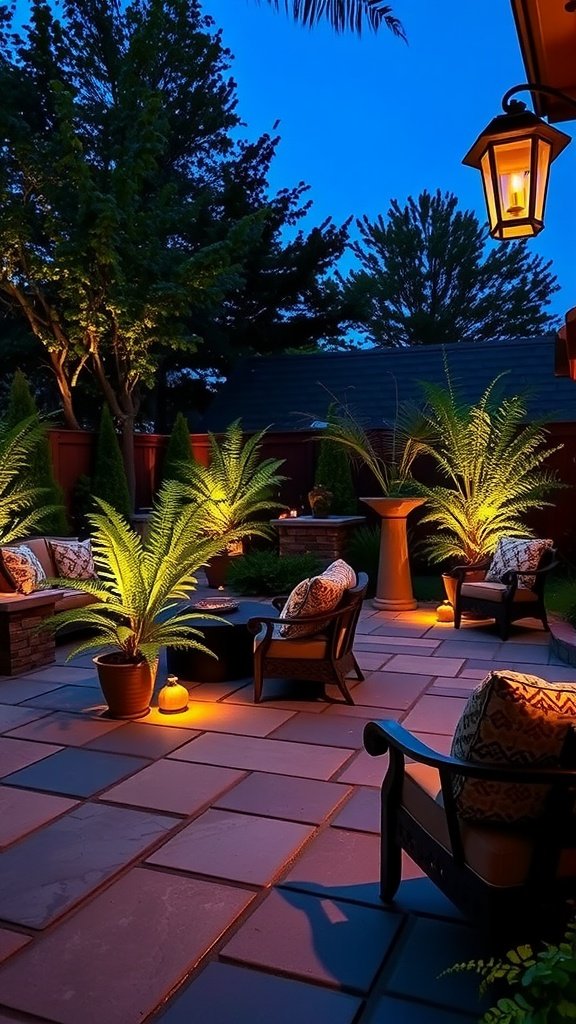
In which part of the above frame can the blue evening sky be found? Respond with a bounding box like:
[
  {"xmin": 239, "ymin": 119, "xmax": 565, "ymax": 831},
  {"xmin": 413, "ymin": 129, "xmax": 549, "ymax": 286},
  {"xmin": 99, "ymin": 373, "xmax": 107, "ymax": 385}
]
[{"xmin": 202, "ymin": 0, "xmax": 576, "ymax": 321}]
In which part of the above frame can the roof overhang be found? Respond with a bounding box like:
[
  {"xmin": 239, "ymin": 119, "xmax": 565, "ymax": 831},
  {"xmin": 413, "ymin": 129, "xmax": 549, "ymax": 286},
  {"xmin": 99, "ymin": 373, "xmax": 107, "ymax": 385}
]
[{"xmin": 511, "ymin": 0, "xmax": 576, "ymax": 122}]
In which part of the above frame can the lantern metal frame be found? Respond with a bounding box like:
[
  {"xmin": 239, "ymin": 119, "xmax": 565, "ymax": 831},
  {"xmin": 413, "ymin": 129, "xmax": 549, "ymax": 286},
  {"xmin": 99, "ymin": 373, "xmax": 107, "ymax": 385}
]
[{"xmin": 464, "ymin": 83, "xmax": 576, "ymax": 241}]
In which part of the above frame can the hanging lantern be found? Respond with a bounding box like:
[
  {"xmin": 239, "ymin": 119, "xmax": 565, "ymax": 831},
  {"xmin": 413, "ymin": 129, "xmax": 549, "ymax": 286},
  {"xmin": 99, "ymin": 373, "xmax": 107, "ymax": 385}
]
[
  {"xmin": 158, "ymin": 675, "xmax": 189, "ymax": 713},
  {"xmin": 463, "ymin": 104, "xmax": 570, "ymax": 240}
]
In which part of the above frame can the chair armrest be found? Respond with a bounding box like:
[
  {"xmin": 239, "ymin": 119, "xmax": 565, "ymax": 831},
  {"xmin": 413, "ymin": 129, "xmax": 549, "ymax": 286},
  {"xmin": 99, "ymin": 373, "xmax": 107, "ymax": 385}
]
[
  {"xmin": 451, "ymin": 560, "xmax": 490, "ymax": 581},
  {"xmin": 363, "ymin": 720, "xmax": 576, "ymax": 784}
]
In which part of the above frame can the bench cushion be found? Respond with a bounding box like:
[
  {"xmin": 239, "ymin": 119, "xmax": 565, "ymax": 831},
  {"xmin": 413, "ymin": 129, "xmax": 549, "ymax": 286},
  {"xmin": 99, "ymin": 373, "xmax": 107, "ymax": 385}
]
[{"xmin": 0, "ymin": 545, "xmax": 47, "ymax": 594}]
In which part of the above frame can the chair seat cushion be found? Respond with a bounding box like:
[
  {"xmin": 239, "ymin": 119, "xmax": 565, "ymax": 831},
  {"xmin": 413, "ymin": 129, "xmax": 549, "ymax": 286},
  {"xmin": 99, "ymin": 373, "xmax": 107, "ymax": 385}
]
[
  {"xmin": 279, "ymin": 559, "xmax": 356, "ymax": 639},
  {"xmin": 254, "ymin": 625, "xmax": 329, "ymax": 659},
  {"xmin": 403, "ymin": 761, "xmax": 576, "ymax": 887},
  {"xmin": 460, "ymin": 582, "xmax": 536, "ymax": 603},
  {"xmin": 450, "ymin": 670, "xmax": 576, "ymax": 824},
  {"xmin": 485, "ymin": 536, "xmax": 553, "ymax": 589}
]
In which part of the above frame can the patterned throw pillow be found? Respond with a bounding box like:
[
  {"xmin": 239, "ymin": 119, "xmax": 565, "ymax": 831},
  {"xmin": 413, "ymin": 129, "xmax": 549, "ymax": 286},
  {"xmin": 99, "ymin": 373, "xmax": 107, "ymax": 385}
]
[
  {"xmin": 279, "ymin": 559, "xmax": 357, "ymax": 639},
  {"xmin": 450, "ymin": 670, "xmax": 576, "ymax": 824},
  {"xmin": 0, "ymin": 545, "xmax": 47, "ymax": 594},
  {"xmin": 49, "ymin": 539, "xmax": 96, "ymax": 581},
  {"xmin": 485, "ymin": 536, "xmax": 553, "ymax": 590}
]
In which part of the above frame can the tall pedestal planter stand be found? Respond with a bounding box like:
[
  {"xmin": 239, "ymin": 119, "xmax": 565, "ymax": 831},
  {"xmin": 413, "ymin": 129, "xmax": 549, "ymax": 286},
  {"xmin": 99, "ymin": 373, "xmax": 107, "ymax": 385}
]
[{"xmin": 361, "ymin": 497, "xmax": 425, "ymax": 611}]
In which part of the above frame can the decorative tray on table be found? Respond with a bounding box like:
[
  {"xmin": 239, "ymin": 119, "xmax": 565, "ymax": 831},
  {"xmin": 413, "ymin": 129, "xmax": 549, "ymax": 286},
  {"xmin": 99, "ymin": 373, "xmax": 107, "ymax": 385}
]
[{"xmin": 191, "ymin": 598, "xmax": 239, "ymax": 613}]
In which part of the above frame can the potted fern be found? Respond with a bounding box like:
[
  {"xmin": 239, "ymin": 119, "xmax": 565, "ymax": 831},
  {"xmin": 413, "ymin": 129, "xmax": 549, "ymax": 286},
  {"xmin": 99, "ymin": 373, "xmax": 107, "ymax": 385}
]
[
  {"xmin": 179, "ymin": 419, "xmax": 287, "ymax": 588},
  {"xmin": 45, "ymin": 483, "xmax": 226, "ymax": 718},
  {"xmin": 411, "ymin": 369, "xmax": 562, "ymax": 606}
]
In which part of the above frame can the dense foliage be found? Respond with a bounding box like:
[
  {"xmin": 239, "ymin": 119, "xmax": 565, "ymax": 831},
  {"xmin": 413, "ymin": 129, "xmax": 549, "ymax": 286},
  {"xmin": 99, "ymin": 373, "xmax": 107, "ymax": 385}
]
[
  {"xmin": 5, "ymin": 371, "xmax": 68, "ymax": 535},
  {"xmin": 344, "ymin": 190, "xmax": 560, "ymax": 346},
  {"xmin": 161, "ymin": 412, "xmax": 194, "ymax": 487},
  {"xmin": 92, "ymin": 407, "xmax": 131, "ymax": 520},
  {"xmin": 227, "ymin": 549, "xmax": 322, "ymax": 595},
  {"xmin": 314, "ymin": 404, "xmax": 357, "ymax": 515}
]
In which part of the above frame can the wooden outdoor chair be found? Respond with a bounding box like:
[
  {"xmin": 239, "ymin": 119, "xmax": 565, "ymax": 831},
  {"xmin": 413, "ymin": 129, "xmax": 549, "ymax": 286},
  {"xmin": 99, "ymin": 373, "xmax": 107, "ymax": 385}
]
[
  {"xmin": 452, "ymin": 545, "xmax": 558, "ymax": 640},
  {"xmin": 247, "ymin": 572, "xmax": 368, "ymax": 705},
  {"xmin": 363, "ymin": 719, "xmax": 576, "ymax": 934}
]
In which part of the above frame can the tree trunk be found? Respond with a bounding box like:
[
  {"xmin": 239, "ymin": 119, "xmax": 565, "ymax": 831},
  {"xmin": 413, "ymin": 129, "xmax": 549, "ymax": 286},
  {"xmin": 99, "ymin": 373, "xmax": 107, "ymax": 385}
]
[{"xmin": 121, "ymin": 413, "xmax": 136, "ymax": 511}]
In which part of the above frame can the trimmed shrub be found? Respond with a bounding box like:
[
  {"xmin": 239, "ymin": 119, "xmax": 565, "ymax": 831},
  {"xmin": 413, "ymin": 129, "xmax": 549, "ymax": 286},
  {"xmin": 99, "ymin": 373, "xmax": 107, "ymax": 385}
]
[
  {"xmin": 314, "ymin": 403, "xmax": 357, "ymax": 515},
  {"xmin": 5, "ymin": 370, "xmax": 68, "ymax": 534},
  {"xmin": 227, "ymin": 550, "xmax": 322, "ymax": 596},
  {"xmin": 161, "ymin": 411, "xmax": 194, "ymax": 486},
  {"xmin": 92, "ymin": 405, "xmax": 131, "ymax": 518},
  {"xmin": 346, "ymin": 525, "xmax": 379, "ymax": 596}
]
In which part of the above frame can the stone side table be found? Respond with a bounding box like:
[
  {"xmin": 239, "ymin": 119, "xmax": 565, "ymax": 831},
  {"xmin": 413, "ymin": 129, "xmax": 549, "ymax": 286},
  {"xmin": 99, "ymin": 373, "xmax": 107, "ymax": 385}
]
[{"xmin": 271, "ymin": 516, "xmax": 366, "ymax": 569}]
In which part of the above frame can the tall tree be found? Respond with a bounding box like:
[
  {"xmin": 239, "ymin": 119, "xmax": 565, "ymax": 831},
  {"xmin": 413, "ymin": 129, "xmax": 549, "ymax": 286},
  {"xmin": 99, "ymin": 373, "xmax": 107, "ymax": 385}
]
[
  {"xmin": 259, "ymin": 0, "xmax": 404, "ymax": 36},
  {"xmin": 0, "ymin": 0, "xmax": 351, "ymax": 499},
  {"xmin": 343, "ymin": 190, "xmax": 560, "ymax": 347}
]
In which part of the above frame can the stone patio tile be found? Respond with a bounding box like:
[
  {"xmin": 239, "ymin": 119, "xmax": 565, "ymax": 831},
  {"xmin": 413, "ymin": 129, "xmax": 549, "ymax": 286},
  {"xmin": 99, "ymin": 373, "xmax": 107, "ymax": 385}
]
[
  {"xmin": 0, "ymin": 679, "xmax": 64, "ymax": 704},
  {"xmin": 323, "ymin": 703, "xmax": 404, "ymax": 721},
  {"xmin": 281, "ymin": 827, "xmax": 383, "ymax": 905},
  {"xmin": 270, "ymin": 710, "xmax": 376, "ymax": 748},
  {"xmin": 0, "ymin": 705, "xmax": 52, "ymax": 732},
  {"xmin": 147, "ymin": 808, "xmax": 314, "ymax": 885},
  {"xmin": 356, "ymin": 652, "xmax": 392, "ymax": 671},
  {"xmin": 352, "ymin": 673, "xmax": 431, "ymax": 710},
  {"xmin": 162, "ymin": 700, "xmax": 294, "ymax": 737},
  {"xmin": 0, "ymin": 787, "xmax": 77, "ymax": 848},
  {"xmin": 355, "ymin": 626, "xmax": 431, "ymax": 641},
  {"xmin": 0, "ymin": 929, "xmax": 30, "ymax": 963},
  {"xmin": 431, "ymin": 677, "xmax": 477, "ymax": 691},
  {"xmin": 412, "ymin": 732, "xmax": 454, "ymax": 755},
  {"xmin": 336, "ymin": 749, "xmax": 389, "ymax": 787},
  {"xmin": 0, "ymin": 804, "xmax": 176, "ymax": 929},
  {"xmin": 493, "ymin": 642, "xmax": 550, "ymax": 664},
  {"xmin": 402, "ymin": 696, "xmax": 468, "ymax": 735},
  {"xmin": 0, "ymin": 867, "xmax": 254, "ymax": 1024},
  {"xmin": 6, "ymin": 711, "xmax": 124, "ymax": 746},
  {"xmin": 366, "ymin": 995, "xmax": 476, "ymax": 1023},
  {"xmin": 458, "ymin": 668, "xmax": 490, "ymax": 679},
  {"xmin": 383, "ymin": 917, "xmax": 491, "ymax": 1015},
  {"xmin": 84, "ymin": 722, "xmax": 199, "ymax": 757},
  {"xmin": 0, "ymin": 737, "xmax": 63, "ymax": 777},
  {"xmin": 214, "ymin": 771, "xmax": 350, "ymax": 825},
  {"xmin": 169, "ymin": 733, "xmax": 355, "ymax": 780},
  {"xmin": 384, "ymin": 655, "xmax": 465, "ymax": 677},
  {"xmin": 359, "ymin": 626, "xmax": 440, "ymax": 647},
  {"xmin": 159, "ymin": 962, "xmax": 361, "ymax": 1024},
  {"xmin": 3, "ymin": 747, "xmax": 150, "ymax": 798},
  {"xmin": 222, "ymin": 888, "xmax": 400, "ymax": 993},
  {"xmin": 431, "ymin": 641, "xmax": 501, "ymax": 660},
  {"xmin": 223, "ymin": 681, "xmax": 328, "ymax": 711},
  {"xmin": 20, "ymin": 685, "xmax": 107, "ymax": 715},
  {"xmin": 388, "ymin": 876, "xmax": 464, "ymax": 923},
  {"xmin": 331, "ymin": 786, "xmax": 380, "ymax": 833},
  {"xmin": 424, "ymin": 625, "xmax": 498, "ymax": 642},
  {"xmin": 506, "ymin": 630, "xmax": 550, "ymax": 645},
  {"xmin": 463, "ymin": 660, "xmax": 576, "ymax": 681},
  {"xmin": 180, "ymin": 679, "xmax": 251, "ymax": 701},
  {"xmin": 101, "ymin": 760, "xmax": 245, "ymax": 815},
  {"xmin": 19, "ymin": 665, "xmax": 99, "ymax": 685}
]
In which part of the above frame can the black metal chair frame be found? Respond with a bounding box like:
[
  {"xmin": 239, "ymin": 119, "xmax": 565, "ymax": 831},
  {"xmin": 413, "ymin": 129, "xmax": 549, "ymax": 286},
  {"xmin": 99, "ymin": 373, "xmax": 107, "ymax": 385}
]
[
  {"xmin": 364, "ymin": 719, "xmax": 576, "ymax": 933},
  {"xmin": 452, "ymin": 547, "xmax": 558, "ymax": 640},
  {"xmin": 247, "ymin": 573, "xmax": 368, "ymax": 705}
]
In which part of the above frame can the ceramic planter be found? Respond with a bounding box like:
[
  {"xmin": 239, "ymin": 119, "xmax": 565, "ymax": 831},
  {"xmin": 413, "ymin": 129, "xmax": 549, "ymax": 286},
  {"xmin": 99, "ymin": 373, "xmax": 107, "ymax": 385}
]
[
  {"xmin": 361, "ymin": 497, "xmax": 425, "ymax": 610},
  {"xmin": 94, "ymin": 654, "xmax": 158, "ymax": 719}
]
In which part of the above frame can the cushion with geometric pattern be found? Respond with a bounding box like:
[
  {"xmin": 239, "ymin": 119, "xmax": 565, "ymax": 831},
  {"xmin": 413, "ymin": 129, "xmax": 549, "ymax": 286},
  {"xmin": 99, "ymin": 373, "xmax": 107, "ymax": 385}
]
[
  {"xmin": 450, "ymin": 669, "xmax": 576, "ymax": 824},
  {"xmin": 485, "ymin": 536, "xmax": 553, "ymax": 590},
  {"xmin": 0, "ymin": 545, "xmax": 47, "ymax": 594},
  {"xmin": 279, "ymin": 559, "xmax": 356, "ymax": 640},
  {"xmin": 48, "ymin": 539, "xmax": 96, "ymax": 581}
]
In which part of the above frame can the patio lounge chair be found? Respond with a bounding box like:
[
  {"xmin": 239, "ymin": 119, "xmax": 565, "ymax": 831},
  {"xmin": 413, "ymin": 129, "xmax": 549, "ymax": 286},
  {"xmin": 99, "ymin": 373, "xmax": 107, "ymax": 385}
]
[
  {"xmin": 363, "ymin": 718, "xmax": 576, "ymax": 933},
  {"xmin": 248, "ymin": 572, "xmax": 368, "ymax": 704},
  {"xmin": 452, "ymin": 542, "xmax": 558, "ymax": 640}
]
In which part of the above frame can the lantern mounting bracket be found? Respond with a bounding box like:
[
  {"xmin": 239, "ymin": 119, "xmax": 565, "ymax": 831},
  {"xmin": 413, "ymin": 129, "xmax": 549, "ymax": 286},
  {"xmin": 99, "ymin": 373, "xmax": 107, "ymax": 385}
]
[{"xmin": 502, "ymin": 83, "xmax": 576, "ymax": 118}]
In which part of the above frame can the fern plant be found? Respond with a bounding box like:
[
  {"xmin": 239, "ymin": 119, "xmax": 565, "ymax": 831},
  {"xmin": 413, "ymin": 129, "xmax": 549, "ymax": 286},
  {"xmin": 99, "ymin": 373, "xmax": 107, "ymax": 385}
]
[
  {"xmin": 45, "ymin": 482, "xmax": 228, "ymax": 664},
  {"xmin": 414, "ymin": 369, "xmax": 562, "ymax": 566},
  {"xmin": 179, "ymin": 420, "xmax": 287, "ymax": 546},
  {"xmin": 0, "ymin": 416, "xmax": 60, "ymax": 544},
  {"xmin": 443, "ymin": 917, "xmax": 576, "ymax": 1023}
]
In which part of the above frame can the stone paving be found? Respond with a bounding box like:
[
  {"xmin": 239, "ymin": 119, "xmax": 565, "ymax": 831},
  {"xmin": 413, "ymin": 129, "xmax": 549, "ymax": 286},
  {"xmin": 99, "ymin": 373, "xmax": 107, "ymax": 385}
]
[{"xmin": 0, "ymin": 597, "xmax": 573, "ymax": 1024}]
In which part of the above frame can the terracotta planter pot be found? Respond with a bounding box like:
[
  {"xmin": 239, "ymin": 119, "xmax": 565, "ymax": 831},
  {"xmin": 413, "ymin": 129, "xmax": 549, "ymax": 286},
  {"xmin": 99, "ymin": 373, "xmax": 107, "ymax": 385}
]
[
  {"xmin": 93, "ymin": 654, "xmax": 158, "ymax": 719},
  {"xmin": 360, "ymin": 496, "xmax": 426, "ymax": 611}
]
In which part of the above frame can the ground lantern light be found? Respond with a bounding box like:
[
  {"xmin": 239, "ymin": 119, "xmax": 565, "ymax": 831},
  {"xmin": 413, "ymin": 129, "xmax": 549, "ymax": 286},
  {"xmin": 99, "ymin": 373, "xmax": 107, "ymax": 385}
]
[{"xmin": 463, "ymin": 84, "xmax": 576, "ymax": 241}]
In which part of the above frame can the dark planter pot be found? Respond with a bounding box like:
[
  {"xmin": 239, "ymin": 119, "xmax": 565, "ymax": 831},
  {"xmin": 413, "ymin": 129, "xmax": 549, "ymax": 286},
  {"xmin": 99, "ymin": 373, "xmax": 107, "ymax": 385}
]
[
  {"xmin": 93, "ymin": 654, "xmax": 158, "ymax": 719},
  {"xmin": 205, "ymin": 551, "xmax": 242, "ymax": 589}
]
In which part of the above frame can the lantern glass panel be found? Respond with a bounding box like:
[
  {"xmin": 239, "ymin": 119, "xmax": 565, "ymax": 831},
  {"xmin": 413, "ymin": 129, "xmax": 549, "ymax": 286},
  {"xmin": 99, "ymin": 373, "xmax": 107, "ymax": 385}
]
[
  {"xmin": 534, "ymin": 138, "xmax": 552, "ymax": 224},
  {"xmin": 492, "ymin": 138, "xmax": 532, "ymax": 224},
  {"xmin": 480, "ymin": 150, "xmax": 498, "ymax": 233}
]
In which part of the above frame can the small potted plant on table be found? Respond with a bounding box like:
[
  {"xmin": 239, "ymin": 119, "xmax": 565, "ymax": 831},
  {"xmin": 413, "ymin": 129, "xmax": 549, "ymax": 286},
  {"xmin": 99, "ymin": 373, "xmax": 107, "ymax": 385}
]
[{"xmin": 45, "ymin": 483, "xmax": 226, "ymax": 718}]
